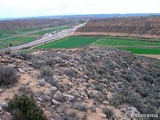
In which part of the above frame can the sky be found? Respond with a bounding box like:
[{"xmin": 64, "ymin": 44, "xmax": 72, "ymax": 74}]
[{"xmin": 0, "ymin": 0, "xmax": 160, "ymax": 18}]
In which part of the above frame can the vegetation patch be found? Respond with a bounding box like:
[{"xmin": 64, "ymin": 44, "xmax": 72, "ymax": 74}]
[
  {"xmin": 1, "ymin": 25, "xmax": 69, "ymax": 46},
  {"xmin": 123, "ymin": 48, "xmax": 160, "ymax": 54},
  {"xmin": 36, "ymin": 36, "xmax": 101, "ymax": 49},
  {"xmin": 8, "ymin": 94, "xmax": 47, "ymax": 120}
]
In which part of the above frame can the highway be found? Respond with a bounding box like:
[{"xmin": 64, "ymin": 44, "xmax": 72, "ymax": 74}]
[{"xmin": 5, "ymin": 23, "xmax": 86, "ymax": 51}]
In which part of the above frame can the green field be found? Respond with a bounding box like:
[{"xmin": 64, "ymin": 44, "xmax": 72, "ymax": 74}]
[
  {"xmin": 4, "ymin": 36, "xmax": 36, "ymax": 46},
  {"xmin": 1, "ymin": 25, "xmax": 69, "ymax": 47},
  {"xmin": 36, "ymin": 36, "xmax": 101, "ymax": 49},
  {"xmin": 93, "ymin": 37, "xmax": 160, "ymax": 47},
  {"xmin": 93, "ymin": 37, "xmax": 160, "ymax": 54},
  {"xmin": 123, "ymin": 48, "xmax": 160, "ymax": 54},
  {"xmin": 0, "ymin": 44, "xmax": 5, "ymax": 49},
  {"xmin": 0, "ymin": 25, "xmax": 68, "ymax": 39},
  {"xmin": 36, "ymin": 36, "xmax": 160, "ymax": 55}
]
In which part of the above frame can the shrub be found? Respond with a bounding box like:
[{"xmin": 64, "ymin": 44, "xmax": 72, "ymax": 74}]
[
  {"xmin": 11, "ymin": 52, "xmax": 32, "ymax": 60},
  {"xmin": 64, "ymin": 69, "xmax": 77, "ymax": 78},
  {"xmin": 8, "ymin": 94, "xmax": 47, "ymax": 120},
  {"xmin": 102, "ymin": 107, "xmax": 114, "ymax": 119},
  {"xmin": 0, "ymin": 66, "xmax": 18, "ymax": 85},
  {"xmin": 0, "ymin": 50, "xmax": 4, "ymax": 57},
  {"xmin": 4, "ymin": 49, "xmax": 11, "ymax": 55},
  {"xmin": 18, "ymin": 86, "xmax": 33, "ymax": 95},
  {"xmin": 32, "ymin": 59, "xmax": 47, "ymax": 69},
  {"xmin": 40, "ymin": 66, "xmax": 53, "ymax": 78},
  {"xmin": 143, "ymin": 75, "xmax": 154, "ymax": 84},
  {"xmin": 75, "ymin": 103, "xmax": 88, "ymax": 112},
  {"xmin": 94, "ymin": 85, "xmax": 104, "ymax": 93}
]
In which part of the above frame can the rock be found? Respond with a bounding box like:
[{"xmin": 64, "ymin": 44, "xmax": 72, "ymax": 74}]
[
  {"xmin": 53, "ymin": 91, "xmax": 63, "ymax": 102},
  {"xmin": 53, "ymin": 75, "xmax": 58, "ymax": 82},
  {"xmin": 90, "ymin": 106, "xmax": 96, "ymax": 112},
  {"xmin": 50, "ymin": 86, "xmax": 57, "ymax": 94},
  {"xmin": 121, "ymin": 108, "xmax": 127, "ymax": 113},
  {"xmin": 44, "ymin": 95, "xmax": 51, "ymax": 101},
  {"xmin": 51, "ymin": 99, "xmax": 61, "ymax": 106},
  {"xmin": 127, "ymin": 107, "xmax": 140, "ymax": 115},
  {"xmin": 116, "ymin": 82, "xmax": 124, "ymax": 89},
  {"xmin": 0, "ymin": 107, "xmax": 3, "ymax": 115},
  {"xmin": 103, "ymin": 101, "xmax": 110, "ymax": 106},
  {"xmin": 0, "ymin": 102, "xmax": 8, "ymax": 109},
  {"xmin": 128, "ymin": 67, "xmax": 131, "ymax": 71},
  {"xmin": 90, "ymin": 90, "xmax": 103, "ymax": 99},
  {"xmin": 18, "ymin": 68, "xmax": 25, "ymax": 73},
  {"xmin": 7, "ymin": 64, "xmax": 16, "ymax": 68},
  {"xmin": 63, "ymin": 94, "xmax": 74, "ymax": 102},
  {"xmin": 99, "ymin": 113, "xmax": 106, "ymax": 118},
  {"xmin": 84, "ymin": 75, "xmax": 89, "ymax": 79},
  {"xmin": 0, "ymin": 88, "xmax": 3, "ymax": 93},
  {"xmin": 37, "ymin": 97, "xmax": 43, "ymax": 102},
  {"xmin": 38, "ymin": 79, "xmax": 46, "ymax": 87}
]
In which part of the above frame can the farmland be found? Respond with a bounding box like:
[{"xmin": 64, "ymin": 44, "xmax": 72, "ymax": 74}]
[
  {"xmin": 0, "ymin": 18, "xmax": 74, "ymax": 39},
  {"xmin": 36, "ymin": 36, "xmax": 160, "ymax": 54},
  {"xmin": 36, "ymin": 36, "xmax": 101, "ymax": 49},
  {"xmin": 0, "ymin": 25, "xmax": 69, "ymax": 47}
]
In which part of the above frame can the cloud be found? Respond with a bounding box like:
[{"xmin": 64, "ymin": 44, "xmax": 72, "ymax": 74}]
[{"xmin": 0, "ymin": 0, "xmax": 160, "ymax": 18}]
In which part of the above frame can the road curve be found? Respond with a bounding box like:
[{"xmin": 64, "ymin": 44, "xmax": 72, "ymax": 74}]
[{"xmin": 5, "ymin": 23, "xmax": 86, "ymax": 51}]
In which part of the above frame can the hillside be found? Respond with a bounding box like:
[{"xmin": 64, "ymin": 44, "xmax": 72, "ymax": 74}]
[
  {"xmin": 75, "ymin": 17, "xmax": 160, "ymax": 39},
  {"xmin": 0, "ymin": 19, "xmax": 70, "ymax": 30},
  {"xmin": 0, "ymin": 47, "xmax": 160, "ymax": 120}
]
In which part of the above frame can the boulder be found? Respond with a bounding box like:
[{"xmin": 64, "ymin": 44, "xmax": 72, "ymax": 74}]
[
  {"xmin": 0, "ymin": 88, "xmax": 3, "ymax": 93},
  {"xmin": 0, "ymin": 102, "xmax": 8, "ymax": 109},
  {"xmin": 90, "ymin": 90, "xmax": 103, "ymax": 99},
  {"xmin": 44, "ymin": 95, "xmax": 51, "ymax": 101},
  {"xmin": 49, "ymin": 86, "xmax": 57, "ymax": 94},
  {"xmin": 38, "ymin": 79, "xmax": 46, "ymax": 87},
  {"xmin": 18, "ymin": 68, "xmax": 25, "ymax": 73},
  {"xmin": 51, "ymin": 99, "xmax": 61, "ymax": 106},
  {"xmin": 0, "ymin": 106, "xmax": 3, "ymax": 115},
  {"xmin": 63, "ymin": 94, "xmax": 74, "ymax": 102},
  {"xmin": 53, "ymin": 91, "xmax": 63, "ymax": 102},
  {"xmin": 99, "ymin": 113, "xmax": 107, "ymax": 119}
]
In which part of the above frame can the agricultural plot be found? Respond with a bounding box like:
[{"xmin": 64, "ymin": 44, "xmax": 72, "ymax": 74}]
[
  {"xmin": 36, "ymin": 36, "xmax": 101, "ymax": 49},
  {"xmin": 93, "ymin": 37, "xmax": 160, "ymax": 54},
  {"xmin": 36, "ymin": 36, "xmax": 160, "ymax": 55},
  {"xmin": 1, "ymin": 25, "xmax": 69, "ymax": 47},
  {"xmin": 0, "ymin": 44, "xmax": 5, "ymax": 49}
]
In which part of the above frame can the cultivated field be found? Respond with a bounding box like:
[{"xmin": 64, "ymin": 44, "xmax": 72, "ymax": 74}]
[
  {"xmin": 0, "ymin": 18, "xmax": 73, "ymax": 39},
  {"xmin": 36, "ymin": 36, "xmax": 101, "ymax": 49},
  {"xmin": 36, "ymin": 36, "xmax": 160, "ymax": 54},
  {"xmin": 0, "ymin": 26, "xmax": 69, "ymax": 47}
]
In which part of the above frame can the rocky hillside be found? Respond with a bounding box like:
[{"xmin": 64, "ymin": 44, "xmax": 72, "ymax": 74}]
[
  {"xmin": 75, "ymin": 17, "xmax": 160, "ymax": 39},
  {"xmin": 0, "ymin": 47, "xmax": 160, "ymax": 120}
]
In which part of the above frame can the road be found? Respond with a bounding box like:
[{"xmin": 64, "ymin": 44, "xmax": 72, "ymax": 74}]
[
  {"xmin": 0, "ymin": 25, "xmax": 68, "ymax": 41},
  {"xmin": 6, "ymin": 23, "xmax": 86, "ymax": 51}
]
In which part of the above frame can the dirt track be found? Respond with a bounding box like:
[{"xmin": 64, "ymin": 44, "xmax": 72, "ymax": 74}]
[{"xmin": 136, "ymin": 54, "xmax": 160, "ymax": 60}]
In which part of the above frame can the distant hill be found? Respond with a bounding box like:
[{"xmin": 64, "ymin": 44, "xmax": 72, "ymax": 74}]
[
  {"xmin": 1, "ymin": 13, "xmax": 160, "ymax": 21},
  {"xmin": 75, "ymin": 17, "xmax": 160, "ymax": 39}
]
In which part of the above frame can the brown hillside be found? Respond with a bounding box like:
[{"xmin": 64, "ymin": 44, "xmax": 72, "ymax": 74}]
[
  {"xmin": 75, "ymin": 17, "xmax": 160, "ymax": 38},
  {"xmin": 0, "ymin": 19, "xmax": 68, "ymax": 30},
  {"xmin": 0, "ymin": 47, "xmax": 160, "ymax": 119}
]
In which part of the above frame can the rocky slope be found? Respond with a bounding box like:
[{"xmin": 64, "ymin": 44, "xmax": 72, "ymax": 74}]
[
  {"xmin": 75, "ymin": 17, "xmax": 160, "ymax": 39},
  {"xmin": 0, "ymin": 47, "xmax": 160, "ymax": 120}
]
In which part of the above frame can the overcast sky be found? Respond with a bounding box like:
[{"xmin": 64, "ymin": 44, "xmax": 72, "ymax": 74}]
[{"xmin": 0, "ymin": 0, "xmax": 160, "ymax": 18}]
